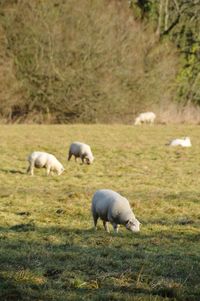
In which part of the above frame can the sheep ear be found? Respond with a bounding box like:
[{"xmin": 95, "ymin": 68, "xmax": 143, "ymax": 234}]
[{"xmin": 125, "ymin": 220, "xmax": 130, "ymax": 225}]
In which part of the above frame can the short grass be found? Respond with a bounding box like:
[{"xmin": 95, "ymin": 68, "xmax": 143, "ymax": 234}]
[{"xmin": 0, "ymin": 124, "xmax": 200, "ymax": 301}]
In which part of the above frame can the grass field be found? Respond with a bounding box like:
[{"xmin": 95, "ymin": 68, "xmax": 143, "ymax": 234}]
[{"xmin": 0, "ymin": 124, "xmax": 200, "ymax": 301}]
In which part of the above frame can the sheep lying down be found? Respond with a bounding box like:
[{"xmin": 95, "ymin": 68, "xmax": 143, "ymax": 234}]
[
  {"xmin": 68, "ymin": 141, "xmax": 94, "ymax": 164},
  {"xmin": 91, "ymin": 189, "xmax": 140, "ymax": 233},
  {"xmin": 27, "ymin": 151, "xmax": 64, "ymax": 176},
  {"xmin": 168, "ymin": 137, "xmax": 192, "ymax": 147}
]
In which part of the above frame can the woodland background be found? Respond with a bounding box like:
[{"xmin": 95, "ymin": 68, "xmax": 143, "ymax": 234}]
[{"xmin": 0, "ymin": 0, "xmax": 200, "ymax": 123}]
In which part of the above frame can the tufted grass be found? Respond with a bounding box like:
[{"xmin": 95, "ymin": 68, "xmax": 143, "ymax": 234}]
[{"xmin": 0, "ymin": 124, "xmax": 200, "ymax": 301}]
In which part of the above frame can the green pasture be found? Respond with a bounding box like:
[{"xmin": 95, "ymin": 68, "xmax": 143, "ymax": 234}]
[{"xmin": 0, "ymin": 124, "xmax": 200, "ymax": 301}]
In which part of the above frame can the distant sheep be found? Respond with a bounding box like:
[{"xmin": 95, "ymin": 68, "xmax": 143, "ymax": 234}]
[
  {"xmin": 68, "ymin": 142, "xmax": 94, "ymax": 164},
  {"xmin": 91, "ymin": 189, "xmax": 140, "ymax": 233},
  {"xmin": 134, "ymin": 112, "xmax": 156, "ymax": 125},
  {"xmin": 168, "ymin": 137, "xmax": 192, "ymax": 147},
  {"xmin": 27, "ymin": 151, "xmax": 64, "ymax": 176}
]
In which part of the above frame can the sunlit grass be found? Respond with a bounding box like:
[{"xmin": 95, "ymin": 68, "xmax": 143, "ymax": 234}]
[{"xmin": 0, "ymin": 124, "xmax": 200, "ymax": 300}]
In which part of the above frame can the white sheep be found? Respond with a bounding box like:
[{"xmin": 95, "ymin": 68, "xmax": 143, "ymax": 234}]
[
  {"xmin": 134, "ymin": 112, "xmax": 156, "ymax": 125},
  {"xmin": 27, "ymin": 151, "xmax": 65, "ymax": 176},
  {"xmin": 68, "ymin": 142, "xmax": 94, "ymax": 164},
  {"xmin": 91, "ymin": 189, "xmax": 140, "ymax": 233},
  {"xmin": 168, "ymin": 137, "xmax": 192, "ymax": 147}
]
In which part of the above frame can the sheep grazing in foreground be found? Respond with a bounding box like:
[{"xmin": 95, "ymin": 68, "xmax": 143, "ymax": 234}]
[
  {"xmin": 134, "ymin": 112, "xmax": 156, "ymax": 125},
  {"xmin": 168, "ymin": 137, "xmax": 192, "ymax": 147},
  {"xmin": 68, "ymin": 141, "xmax": 94, "ymax": 164},
  {"xmin": 27, "ymin": 151, "xmax": 65, "ymax": 176},
  {"xmin": 91, "ymin": 189, "xmax": 140, "ymax": 233}
]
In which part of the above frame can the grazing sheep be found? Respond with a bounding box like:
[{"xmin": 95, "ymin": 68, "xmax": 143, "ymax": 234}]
[
  {"xmin": 168, "ymin": 137, "xmax": 192, "ymax": 147},
  {"xmin": 27, "ymin": 151, "xmax": 64, "ymax": 176},
  {"xmin": 68, "ymin": 142, "xmax": 94, "ymax": 164},
  {"xmin": 91, "ymin": 189, "xmax": 140, "ymax": 233},
  {"xmin": 134, "ymin": 112, "xmax": 156, "ymax": 125}
]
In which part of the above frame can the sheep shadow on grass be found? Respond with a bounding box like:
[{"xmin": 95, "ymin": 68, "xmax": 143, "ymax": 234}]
[
  {"xmin": 0, "ymin": 224, "xmax": 200, "ymax": 301},
  {"xmin": 0, "ymin": 168, "xmax": 25, "ymax": 175}
]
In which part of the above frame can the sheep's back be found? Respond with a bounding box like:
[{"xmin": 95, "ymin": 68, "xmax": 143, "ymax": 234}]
[{"xmin": 92, "ymin": 189, "xmax": 131, "ymax": 221}]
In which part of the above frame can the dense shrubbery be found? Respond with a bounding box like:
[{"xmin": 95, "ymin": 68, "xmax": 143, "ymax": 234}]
[
  {"xmin": 0, "ymin": 0, "xmax": 190, "ymax": 123},
  {"xmin": 132, "ymin": 0, "xmax": 200, "ymax": 106}
]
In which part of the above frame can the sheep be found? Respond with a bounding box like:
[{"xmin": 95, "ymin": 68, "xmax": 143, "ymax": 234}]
[
  {"xmin": 68, "ymin": 142, "xmax": 94, "ymax": 164},
  {"xmin": 134, "ymin": 112, "xmax": 156, "ymax": 125},
  {"xmin": 168, "ymin": 137, "xmax": 192, "ymax": 147},
  {"xmin": 91, "ymin": 189, "xmax": 140, "ymax": 233},
  {"xmin": 27, "ymin": 151, "xmax": 65, "ymax": 176}
]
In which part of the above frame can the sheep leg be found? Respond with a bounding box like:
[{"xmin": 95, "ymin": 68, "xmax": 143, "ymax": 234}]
[
  {"xmin": 112, "ymin": 223, "xmax": 119, "ymax": 233},
  {"xmin": 93, "ymin": 215, "xmax": 98, "ymax": 230},
  {"xmin": 81, "ymin": 155, "xmax": 85, "ymax": 164},
  {"xmin": 46, "ymin": 166, "xmax": 51, "ymax": 176},
  {"xmin": 103, "ymin": 221, "xmax": 110, "ymax": 233},
  {"xmin": 28, "ymin": 161, "xmax": 34, "ymax": 176},
  {"xmin": 68, "ymin": 151, "xmax": 72, "ymax": 161}
]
